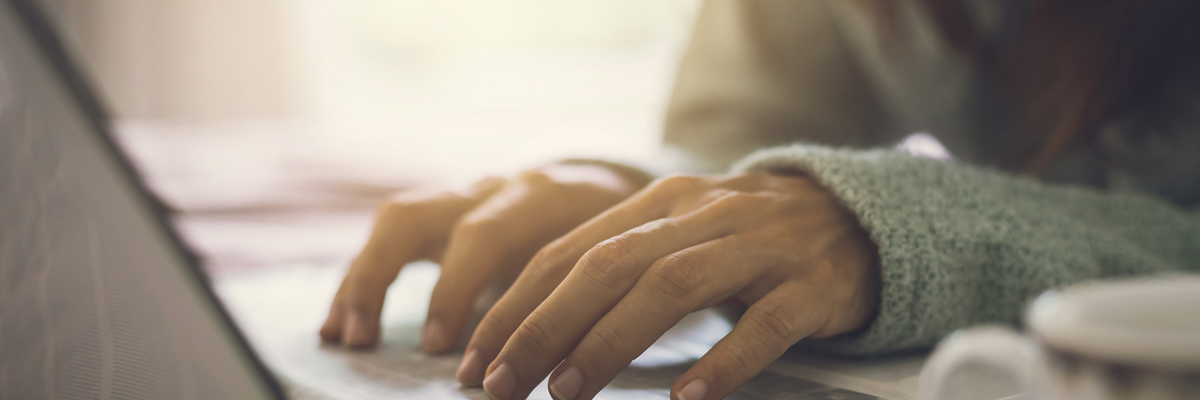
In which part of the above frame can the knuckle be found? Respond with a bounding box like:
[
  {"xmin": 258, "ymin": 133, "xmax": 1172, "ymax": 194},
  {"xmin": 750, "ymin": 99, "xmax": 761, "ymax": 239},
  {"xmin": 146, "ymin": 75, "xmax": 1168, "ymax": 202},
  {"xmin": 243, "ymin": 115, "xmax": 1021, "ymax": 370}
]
[
  {"xmin": 512, "ymin": 311, "xmax": 558, "ymax": 354},
  {"xmin": 650, "ymin": 173, "xmax": 704, "ymax": 193},
  {"xmin": 339, "ymin": 289, "xmax": 379, "ymax": 316},
  {"xmin": 525, "ymin": 242, "xmax": 569, "ymax": 279},
  {"xmin": 381, "ymin": 186, "xmax": 452, "ymax": 213},
  {"xmin": 519, "ymin": 169, "xmax": 553, "ymax": 185},
  {"xmin": 709, "ymin": 191, "xmax": 769, "ymax": 211},
  {"xmin": 577, "ymin": 238, "xmax": 639, "ymax": 290},
  {"xmin": 450, "ymin": 215, "xmax": 499, "ymax": 241},
  {"xmin": 477, "ymin": 310, "xmax": 517, "ymax": 338},
  {"xmin": 584, "ymin": 327, "xmax": 627, "ymax": 360},
  {"xmin": 644, "ymin": 253, "xmax": 706, "ymax": 301},
  {"xmin": 345, "ymin": 270, "xmax": 388, "ymax": 293},
  {"xmin": 724, "ymin": 343, "xmax": 753, "ymax": 369},
  {"xmin": 524, "ymin": 244, "xmax": 558, "ymax": 275},
  {"xmin": 377, "ymin": 197, "xmax": 414, "ymax": 216},
  {"xmin": 723, "ymin": 342, "xmax": 759, "ymax": 374},
  {"xmin": 722, "ymin": 172, "xmax": 767, "ymax": 187},
  {"xmin": 749, "ymin": 302, "xmax": 799, "ymax": 344}
]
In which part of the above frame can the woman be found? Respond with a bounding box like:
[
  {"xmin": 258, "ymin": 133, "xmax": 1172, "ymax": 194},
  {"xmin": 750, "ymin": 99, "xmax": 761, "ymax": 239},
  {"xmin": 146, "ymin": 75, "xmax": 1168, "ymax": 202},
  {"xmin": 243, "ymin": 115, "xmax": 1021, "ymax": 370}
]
[{"xmin": 320, "ymin": 1, "xmax": 1200, "ymax": 399}]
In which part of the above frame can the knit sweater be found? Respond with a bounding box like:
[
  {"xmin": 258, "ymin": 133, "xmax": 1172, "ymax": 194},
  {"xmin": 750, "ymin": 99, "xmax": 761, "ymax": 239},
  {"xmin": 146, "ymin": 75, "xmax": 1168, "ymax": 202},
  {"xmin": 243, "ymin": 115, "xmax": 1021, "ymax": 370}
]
[
  {"xmin": 650, "ymin": 0, "xmax": 1200, "ymax": 356},
  {"xmin": 728, "ymin": 145, "xmax": 1200, "ymax": 355}
]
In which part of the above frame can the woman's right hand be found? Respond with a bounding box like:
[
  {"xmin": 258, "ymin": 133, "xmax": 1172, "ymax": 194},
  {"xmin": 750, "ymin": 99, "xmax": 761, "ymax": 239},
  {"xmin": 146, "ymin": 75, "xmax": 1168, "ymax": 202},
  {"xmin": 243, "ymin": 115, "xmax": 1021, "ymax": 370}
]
[{"xmin": 319, "ymin": 162, "xmax": 651, "ymax": 353}]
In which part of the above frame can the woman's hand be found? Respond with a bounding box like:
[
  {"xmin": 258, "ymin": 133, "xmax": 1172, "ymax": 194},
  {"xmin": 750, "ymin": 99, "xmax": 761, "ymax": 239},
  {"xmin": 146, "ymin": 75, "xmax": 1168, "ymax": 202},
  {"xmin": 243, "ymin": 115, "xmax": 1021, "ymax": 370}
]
[
  {"xmin": 459, "ymin": 173, "xmax": 881, "ymax": 400},
  {"xmin": 319, "ymin": 162, "xmax": 650, "ymax": 352}
]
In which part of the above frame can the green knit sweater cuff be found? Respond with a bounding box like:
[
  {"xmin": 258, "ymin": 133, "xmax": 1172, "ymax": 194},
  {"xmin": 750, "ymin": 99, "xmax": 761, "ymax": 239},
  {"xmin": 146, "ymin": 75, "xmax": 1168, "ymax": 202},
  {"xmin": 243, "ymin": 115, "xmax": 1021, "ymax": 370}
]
[
  {"xmin": 731, "ymin": 143, "xmax": 1199, "ymax": 356},
  {"xmin": 733, "ymin": 144, "xmax": 935, "ymax": 355}
]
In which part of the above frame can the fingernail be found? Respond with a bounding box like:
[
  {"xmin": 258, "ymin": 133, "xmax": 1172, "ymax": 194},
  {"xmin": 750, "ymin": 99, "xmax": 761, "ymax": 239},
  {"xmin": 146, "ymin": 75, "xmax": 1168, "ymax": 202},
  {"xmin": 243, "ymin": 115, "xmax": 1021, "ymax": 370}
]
[
  {"xmin": 456, "ymin": 349, "xmax": 485, "ymax": 386},
  {"xmin": 677, "ymin": 378, "xmax": 708, "ymax": 400},
  {"xmin": 483, "ymin": 363, "xmax": 516, "ymax": 400},
  {"xmin": 549, "ymin": 366, "xmax": 582, "ymax": 400},
  {"xmin": 344, "ymin": 313, "xmax": 370, "ymax": 347},
  {"xmin": 423, "ymin": 319, "xmax": 447, "ymax": 352}
]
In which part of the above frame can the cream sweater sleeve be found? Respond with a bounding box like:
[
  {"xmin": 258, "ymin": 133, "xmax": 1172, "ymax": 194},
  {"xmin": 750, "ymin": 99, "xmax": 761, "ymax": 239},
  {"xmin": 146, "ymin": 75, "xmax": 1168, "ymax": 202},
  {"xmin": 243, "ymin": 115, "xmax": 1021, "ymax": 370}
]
[{"xmin": 660, "ymin": 0, "xmax": 897, "ymax": 174}]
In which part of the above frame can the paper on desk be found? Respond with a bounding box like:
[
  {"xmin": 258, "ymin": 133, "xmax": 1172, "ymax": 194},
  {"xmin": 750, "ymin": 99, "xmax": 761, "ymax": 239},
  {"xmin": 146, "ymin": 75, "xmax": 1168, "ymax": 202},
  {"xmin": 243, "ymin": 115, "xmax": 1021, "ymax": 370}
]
[{"xmin": 215, "ymin": 263, "xmax": 922, "ymax": 400}]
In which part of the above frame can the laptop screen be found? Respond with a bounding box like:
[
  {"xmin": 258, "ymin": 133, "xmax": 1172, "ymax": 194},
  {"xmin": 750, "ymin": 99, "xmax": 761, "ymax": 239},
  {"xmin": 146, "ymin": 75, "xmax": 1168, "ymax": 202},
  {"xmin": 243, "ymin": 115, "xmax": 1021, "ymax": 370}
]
[{"xmin": 0, "ymin": 1, "xmax": 281, "ymax": 398}]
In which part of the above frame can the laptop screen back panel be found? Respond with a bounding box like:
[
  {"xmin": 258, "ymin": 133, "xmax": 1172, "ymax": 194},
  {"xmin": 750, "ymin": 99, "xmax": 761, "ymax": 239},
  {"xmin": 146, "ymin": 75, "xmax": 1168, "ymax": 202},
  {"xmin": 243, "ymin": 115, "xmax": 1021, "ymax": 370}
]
[{"xmin": 0, "ymin": 1, "xmax": 282, "ymax": 399}]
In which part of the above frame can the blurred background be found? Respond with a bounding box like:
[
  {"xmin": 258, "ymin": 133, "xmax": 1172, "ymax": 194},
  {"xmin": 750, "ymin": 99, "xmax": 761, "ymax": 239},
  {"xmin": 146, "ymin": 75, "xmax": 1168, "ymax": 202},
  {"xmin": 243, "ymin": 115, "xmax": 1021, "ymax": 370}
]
[{"xmin": 34, "ymin": 0, "xmax": 701, "ymax": 273}]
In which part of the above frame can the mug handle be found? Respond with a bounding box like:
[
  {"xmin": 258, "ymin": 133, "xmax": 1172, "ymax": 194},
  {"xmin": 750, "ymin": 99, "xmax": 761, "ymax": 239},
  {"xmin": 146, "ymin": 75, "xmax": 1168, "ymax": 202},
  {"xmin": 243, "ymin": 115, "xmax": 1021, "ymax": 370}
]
[{"xmin": 918, "ymin": 326, "xmax": 1037, "ymax": 400}]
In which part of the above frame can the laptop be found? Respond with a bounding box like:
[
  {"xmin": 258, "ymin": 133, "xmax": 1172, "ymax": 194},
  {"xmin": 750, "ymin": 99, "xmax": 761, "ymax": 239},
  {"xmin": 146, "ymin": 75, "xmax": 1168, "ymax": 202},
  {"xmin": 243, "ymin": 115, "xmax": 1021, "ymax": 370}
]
[{"xmin": 0, "ymin": 0, "xmax": 925, "ymax": 398}]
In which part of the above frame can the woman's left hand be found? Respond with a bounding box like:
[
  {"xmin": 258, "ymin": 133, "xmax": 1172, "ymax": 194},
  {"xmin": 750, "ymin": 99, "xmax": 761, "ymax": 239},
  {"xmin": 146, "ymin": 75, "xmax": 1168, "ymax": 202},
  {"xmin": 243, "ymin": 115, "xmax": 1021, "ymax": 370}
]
[{"xmin": 456, "ymin": 172, "xmax": 881, "ymax": 400}]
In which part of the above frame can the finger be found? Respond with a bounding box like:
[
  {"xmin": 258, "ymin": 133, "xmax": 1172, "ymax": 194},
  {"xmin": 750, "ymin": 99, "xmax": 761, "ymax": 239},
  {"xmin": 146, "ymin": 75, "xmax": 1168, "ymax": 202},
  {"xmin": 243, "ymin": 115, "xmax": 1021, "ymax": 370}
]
[
  {"xmin": 456, "ymin": 177, "xmax": 686, "ymax": 385},
  {"xmin": 436, "ymin": 165, "xmax": 649, "ymax": 357},
  {"xmin": 672, "ymin": 281, "xmax": 821, "ymax": 400},
  {"xmin": 482, "ymin": 203, "xmax": 750, "ymax": 400},
  {"xmin": 459, "ymin": 179, "xmax": 761, "ymax": 388},
  {"xmin": 319, "ymin": 211, "xmax": 430, "ymax": 347},
  {"xmin": 424, "ymin": 184, "xmax": 553, "ymax": 353},
  {"xmin": 548, "ymin": 236, "xmax": 766, "ymax": 400},
  {"xmin": 320, "ymin": 177, "xmax": 504, "ymax": 347}
]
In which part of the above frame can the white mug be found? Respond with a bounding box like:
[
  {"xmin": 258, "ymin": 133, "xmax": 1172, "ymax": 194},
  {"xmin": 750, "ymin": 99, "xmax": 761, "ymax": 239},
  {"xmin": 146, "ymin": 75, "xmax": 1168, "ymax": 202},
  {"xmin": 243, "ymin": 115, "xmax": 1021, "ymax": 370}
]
[{"xmin": 918, "ymin": 275, "xmax": 1200, "ymax": 400}]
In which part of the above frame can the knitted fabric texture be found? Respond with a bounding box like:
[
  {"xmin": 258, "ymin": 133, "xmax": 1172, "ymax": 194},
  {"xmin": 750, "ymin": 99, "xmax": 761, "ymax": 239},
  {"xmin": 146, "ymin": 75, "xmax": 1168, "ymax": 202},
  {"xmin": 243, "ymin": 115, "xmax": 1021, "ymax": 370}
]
[{"xmin": 732, "ymin": 144, "xmax": 1200, "ymax": 356}]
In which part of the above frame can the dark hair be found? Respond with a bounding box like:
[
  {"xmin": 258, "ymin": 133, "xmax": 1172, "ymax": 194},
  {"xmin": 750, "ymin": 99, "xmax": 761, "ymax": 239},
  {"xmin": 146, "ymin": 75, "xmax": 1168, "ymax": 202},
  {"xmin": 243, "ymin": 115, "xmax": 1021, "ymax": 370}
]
[{"xmin": 921, "ymin": 0, "xmax": 1200, "ymax": 171}]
